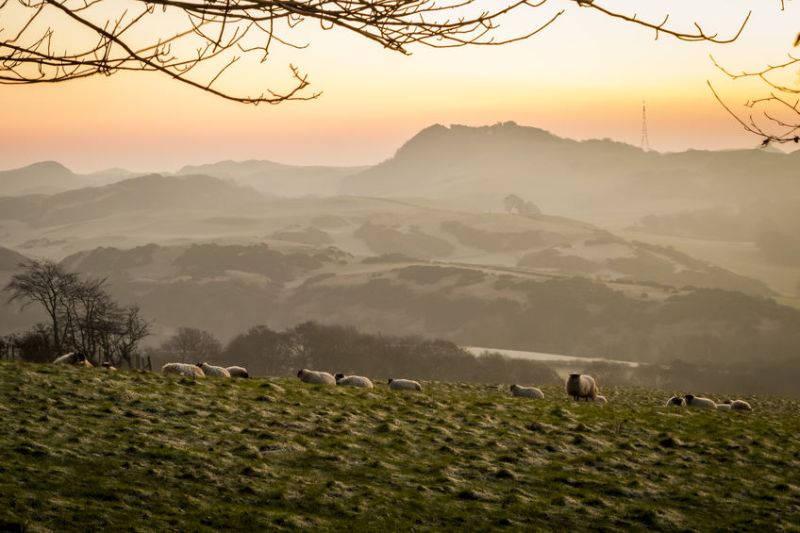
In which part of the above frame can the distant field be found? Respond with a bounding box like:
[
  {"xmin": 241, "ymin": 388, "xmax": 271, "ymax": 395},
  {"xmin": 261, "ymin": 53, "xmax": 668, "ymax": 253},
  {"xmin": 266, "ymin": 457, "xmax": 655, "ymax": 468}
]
[
  {"xmin": 620, "ymin": 230, "xmax": 800, "ymax": 304},
  {"xmin": 1, "ymin": 362, "xmax": 798, "ymax": 531}
]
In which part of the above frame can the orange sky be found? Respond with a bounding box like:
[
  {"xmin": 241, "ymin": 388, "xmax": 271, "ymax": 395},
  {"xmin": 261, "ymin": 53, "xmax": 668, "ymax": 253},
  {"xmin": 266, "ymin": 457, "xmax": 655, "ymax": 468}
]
[{"xmin": 1, "ymin": 0, "xmax": 797, "ymax": 172}]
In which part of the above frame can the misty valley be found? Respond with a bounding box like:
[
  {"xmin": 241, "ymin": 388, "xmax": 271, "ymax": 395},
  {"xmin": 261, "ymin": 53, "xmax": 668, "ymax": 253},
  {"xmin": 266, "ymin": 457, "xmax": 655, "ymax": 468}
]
[{"xmin": 2, "ymin": 122, "xmax": 800, "ymax": 530}]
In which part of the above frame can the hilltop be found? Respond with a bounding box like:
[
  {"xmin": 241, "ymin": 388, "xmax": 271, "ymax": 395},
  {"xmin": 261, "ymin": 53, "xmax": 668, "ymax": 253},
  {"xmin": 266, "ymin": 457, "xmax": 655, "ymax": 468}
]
[{"xmin": 0, "ymin": 361, "xmax": 797, "ymax": 531}]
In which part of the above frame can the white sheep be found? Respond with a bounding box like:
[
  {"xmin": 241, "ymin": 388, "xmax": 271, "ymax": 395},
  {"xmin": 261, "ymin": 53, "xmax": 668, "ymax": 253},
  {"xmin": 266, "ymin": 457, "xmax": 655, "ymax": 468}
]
[
  {"xmin": 722, "ymin": 399, "xmax": 753, "ymax": 411},
  {"xmin": 335, "ymin": 373, "xmax": 374, "ymax": 388},
  {"xmin": 197, "ymin": 362, "xmax": 231, "ymax": 378},
  {"xmin": 509, "ymin": 384, "xmax": 544, "ymax": 399},
  {"xmin": 684, "ymin": 394, "xmax": 717, "ymax": 409},
  {"xmin": 53, "ymin": 352, "xmax": 92, "ymax": 367},
  {"xmin": 593, "ymin": 395, "xmax": 608, "ymax": 404},
  {"xmin": 161, "ymin": 362, "xmax": 205, "ymax": 378},
  {"xmin": 665, "ymin": 396, "xmax": 685, "ymax": 407},
  {"xmin": 226, "ymin": 366, "xmax": 250, "ymax": 379},
  {"xmin": 565, "ymin": 374, "xmax": 599, "ymax": 401},
  {"xmin": 297, "ymin": 368, "xmax": 336, "ymax": 385},
  {"xmin": 388, "ymin": 378, "xmax": 422, "ymax": 391}
]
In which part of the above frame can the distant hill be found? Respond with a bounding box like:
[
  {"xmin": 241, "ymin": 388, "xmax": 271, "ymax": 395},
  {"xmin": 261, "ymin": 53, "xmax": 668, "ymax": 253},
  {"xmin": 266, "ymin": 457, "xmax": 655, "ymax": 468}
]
[
  {"xmin": 47, "ymin": 242, "xmax": 800, "ymax": 367},
  {"xmin": 0, "ymin": 161, "xmax": 139, "ymax": 196},
  {"xmin": 0, "ymin": 246, "xmax": 28, "ymax": 271},
  {"xmin": 178, "ymin": 160, "xmax": 366, "ymax": 196},
  {"xmin": 341, "ymin": 122, "xmax": 800, "ymax": 223},
  {"xmin": 0, "ymin": 161, "xmax": 85, "ymax": 196},
  {"xmin": 0, "ymin": 174, "xmax": 264, "ymax": 228}
]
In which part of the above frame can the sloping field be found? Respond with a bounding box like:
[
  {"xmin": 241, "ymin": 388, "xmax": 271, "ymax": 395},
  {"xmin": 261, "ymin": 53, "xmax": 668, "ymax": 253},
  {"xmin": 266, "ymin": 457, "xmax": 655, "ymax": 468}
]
[{"xmin": 1, "ymin": 361, "xmax": 798, "ymax": 531}]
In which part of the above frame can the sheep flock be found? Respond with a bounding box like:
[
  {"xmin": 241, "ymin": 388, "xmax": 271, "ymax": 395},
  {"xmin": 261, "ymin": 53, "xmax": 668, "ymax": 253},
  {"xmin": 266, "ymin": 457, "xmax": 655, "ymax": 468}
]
[{"xmin": 50, "ymin": 354, "xmax": 756, "ymax": 412}]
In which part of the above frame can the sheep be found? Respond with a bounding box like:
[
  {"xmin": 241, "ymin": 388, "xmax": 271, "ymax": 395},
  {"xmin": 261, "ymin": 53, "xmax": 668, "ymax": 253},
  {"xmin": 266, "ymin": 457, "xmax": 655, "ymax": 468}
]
[
  {"xmin": 161, "ymin": 362, "xmax": 205, "ymax": 378},
  {"xmin": 722, "ymin": 399, "xmax": 753, "ymax": 411},
  {"xmin": 226, "ymin": 366, "xmax": 250, "ymax": 379},
  {"xmin": 593, "ymin": 395, "xmax": 608, "ymax": 404},
  {"xmin": 509, "ymin": 384, "xmax": 544, "ymax": 399},
  {"xmin": 297, "ymin": 368, "xmax": 336, "ymax": 385},
  {"xmin": 665, "ymin": 396, "xmax": 685, "ymax": 407},
  {"xmin": 717, "ymin": 403, "xmax": 732, "ymax": 410},
  {"xmin": 565, "ymin": 374, "xmax": 599, "ymax": 401},
  {"xmin": 684, "ymin": 394, "xmax": 717, "ymax": 409},
  {"xmin": 101, "ymin": 362, "xmax": 117, "ymax": 371},
  {"xmin": 388, "ymin": 378, "xmax": 422, "ymax": 391},
  {"xmin": 197, "ymin": 362, "xmax": 231, "ymax": 378},
  {"xmin": 53, "ymin": 352, "xmax": 92, "ymax": 366},
  {"xmin": 335, "ymin": 373, "xmax": 374, "ymax": 388}
]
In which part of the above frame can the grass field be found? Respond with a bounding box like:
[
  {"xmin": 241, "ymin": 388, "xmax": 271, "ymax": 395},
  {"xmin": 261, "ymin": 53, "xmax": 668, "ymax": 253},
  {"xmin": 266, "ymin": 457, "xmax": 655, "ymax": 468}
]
[{"xmin": 1, "ymin": 361, "xmax": 799, "ymax": 531}]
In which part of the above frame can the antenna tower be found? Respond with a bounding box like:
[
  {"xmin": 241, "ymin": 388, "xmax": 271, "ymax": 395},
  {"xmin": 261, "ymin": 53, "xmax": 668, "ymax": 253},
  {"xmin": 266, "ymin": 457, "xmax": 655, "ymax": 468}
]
[{"xmin": 640, "ymin": 100, "xmax": 651, "ymax": 151}]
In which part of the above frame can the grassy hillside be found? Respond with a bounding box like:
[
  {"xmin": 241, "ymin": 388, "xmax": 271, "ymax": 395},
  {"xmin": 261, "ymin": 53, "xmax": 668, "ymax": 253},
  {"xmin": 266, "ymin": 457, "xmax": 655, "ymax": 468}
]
[{"xmin": 2, "ymin": 361, "xmax": 798, "ymax": 531}]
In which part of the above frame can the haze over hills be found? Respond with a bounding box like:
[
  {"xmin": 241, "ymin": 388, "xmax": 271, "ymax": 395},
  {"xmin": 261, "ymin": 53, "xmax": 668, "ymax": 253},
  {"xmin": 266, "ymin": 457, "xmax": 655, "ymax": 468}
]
[
  {"xmin": 0, "ymin": 161, "xmax": 135, "ymax": 196},
  {"xmin": 177, "ymin": 160, "xmax": 365, "ymax": 196},
  {"xmin": 342, "ymin": 122, "xmax": 800, "ymax": 225},
  {"xmin": 4, "ymin": 240, "xmax": 791, "ymax": 372},
  {"xmin": 0, "ymin": 175, "xmax": 772, "ymax": 295}
]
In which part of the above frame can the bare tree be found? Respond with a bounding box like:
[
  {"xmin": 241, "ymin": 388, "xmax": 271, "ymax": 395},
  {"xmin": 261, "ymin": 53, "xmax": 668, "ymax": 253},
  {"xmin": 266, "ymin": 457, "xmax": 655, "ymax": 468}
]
[
  {"xmin": 161, "ymin": 326, "xmax": 222, "ymax": 361},
  {"xmin": 0, "ymin": 1, "xmax": 750, "ymax": 105},
  {"xmin": 4, "ymin": 259, "xmax": 79, "ymax": 354}
]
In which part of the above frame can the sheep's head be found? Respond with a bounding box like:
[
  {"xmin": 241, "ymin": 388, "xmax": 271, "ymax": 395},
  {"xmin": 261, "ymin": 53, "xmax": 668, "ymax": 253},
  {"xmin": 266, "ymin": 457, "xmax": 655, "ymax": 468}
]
[
  {"xmin": 334, "ymin": 373, "xmax": 345, "ymax": 381},
  {"xmin": 510, "ymin": 385, "xmax": 518, "ymax": 391},
  {"xmin": 387, "ymin": 378, "xmax": 394, "ymax": 384},
  {"xmin": 684, "ymin": 394, "xmax": 695, "ymax": 403},
  {"xmin": 296, "ymin": 369, "xmax": 305, "ymax": 378},
  {"xmin": 722, "ymin": 399, "xmax": 732, "ymax": 405},
  {"xmin": 196, "ymin": 362, "xmax": 205, "ymax": 368}
]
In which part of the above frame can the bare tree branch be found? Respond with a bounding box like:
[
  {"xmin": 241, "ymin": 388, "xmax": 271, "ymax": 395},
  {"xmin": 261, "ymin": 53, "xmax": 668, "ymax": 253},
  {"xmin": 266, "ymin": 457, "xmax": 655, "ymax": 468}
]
[{"xmin": 0, "ymin": 0, "xmax": 752, "ymax": 104}]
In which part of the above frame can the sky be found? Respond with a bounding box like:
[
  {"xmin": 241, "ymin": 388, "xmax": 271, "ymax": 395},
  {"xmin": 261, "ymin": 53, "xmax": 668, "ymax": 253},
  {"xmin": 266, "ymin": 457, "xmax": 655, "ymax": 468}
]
[{"xmin": 1, "ymin": 0, "xmax": 798, "ymax": 173}]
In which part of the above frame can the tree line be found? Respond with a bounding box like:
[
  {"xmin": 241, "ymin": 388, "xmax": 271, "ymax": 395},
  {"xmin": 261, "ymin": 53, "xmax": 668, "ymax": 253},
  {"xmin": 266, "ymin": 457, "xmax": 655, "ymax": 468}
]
[{"xmin": 2, "ymin": 260, "xmax": 150, "ymax": 367}]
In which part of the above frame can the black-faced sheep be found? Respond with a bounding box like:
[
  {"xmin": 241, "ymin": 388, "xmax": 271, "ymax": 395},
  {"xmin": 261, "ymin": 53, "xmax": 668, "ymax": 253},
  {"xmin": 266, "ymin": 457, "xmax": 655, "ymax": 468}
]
[
  {"xmin": 161, "ymin": 362, "xmax": 205, "ymax": 378},
  {"xmin": 388, "ymin": 378, "xmax": 422, "ymax": 391},
  {"xmin": 197, "ymin": 362, "xmax": 231, "ymax": 378},
  {"xmin": 335, "ymin": 373, "xmax": 374, "ymax": 388},
  {"xmin": 510, "ymin": 384, "xmax": 544, "ymax": 399},
  {"xmin": 297, "ymin": 369, "xmax": 336, "ymax": 385},
  {"xmin": 101, "ymin": 362, "xmax": 117, "ymax": 371},
  {"xmin": 684, "ymin": 394, "xmax": 717, "ymax": 409},
  {"xmin": 565, "ymin": 374, "xmax": 598, "ymax": 401},
  {"xmin": 53, "ymin": 352, "xmax": 92, "ymax": 367},
  {"xmin": 665, "ymin": 396, "xmax": 685, "ymax": 407},
  {"xmin": 226, "ymin": 366, "xmax": 249, "ymax": 379}
]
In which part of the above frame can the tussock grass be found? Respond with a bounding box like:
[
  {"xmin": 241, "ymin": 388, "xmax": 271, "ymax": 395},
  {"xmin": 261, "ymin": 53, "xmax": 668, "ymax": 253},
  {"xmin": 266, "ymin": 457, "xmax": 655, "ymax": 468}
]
[{"xmin": 1, "ymin": 361, "xmax": 799, "ymax": 531}]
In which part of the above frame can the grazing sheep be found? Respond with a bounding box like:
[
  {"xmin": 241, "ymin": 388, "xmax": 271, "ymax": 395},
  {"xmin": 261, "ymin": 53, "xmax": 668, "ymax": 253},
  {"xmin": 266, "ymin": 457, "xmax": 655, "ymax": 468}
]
[
  {"xmin": 53, "ymin": 352, "xmax": 92, "ymax": 366},
  {"xmin": 297, "ymin": 369, "xmax": 336, "ymax": 385},
  {"xmin": 226, "ymin": 366, "xmax": 250, "ymax": 379},
  {"xmin": 101, "ymin": 362, "xmax": 117, "ymax": 371},
  {"xmin": 593, "ymin": 395, "xmax": 608, "ymax": 404},
  {"xmin": 684, "ymin": 394, "xmax": 717, "ymax": 409},
  {"xmin": 335, "ymin": 373, "xmax": 374, "ymax": 388},
  {"xmin": 161, "ymin": 362, "xmax": 205, "ymax": 379},
  {"xmin": 665, "ymin": 396, "xmax": 685, "ymax": 407},
  {"xmin": 510, "ymin": 384, "xmax": 544, "ymax": 399},
  {"xmin": 723, "ymin": 399, "xmax": 753, "ymax": 411},
  {"xmin": 388, "ymin": 378, "xmax": 422, "ymax": 391},
  {"xmin": 565, "ymin": 374, "xmax": 599, "ymax": 401},
  {"xmin": 197, "ymin": 362, "xmax": 231, "ymax": 378}
]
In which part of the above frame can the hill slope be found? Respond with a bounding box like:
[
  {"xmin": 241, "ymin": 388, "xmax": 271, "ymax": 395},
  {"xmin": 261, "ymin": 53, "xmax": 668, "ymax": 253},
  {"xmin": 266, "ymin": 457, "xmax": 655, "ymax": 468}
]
[
  {"xmin": 342, "ymin": 122, "xmax": 800, "ymax": 223},
  {"xmin": 1, "ymin": 361, "xmax": 797, "ymax": 531}
]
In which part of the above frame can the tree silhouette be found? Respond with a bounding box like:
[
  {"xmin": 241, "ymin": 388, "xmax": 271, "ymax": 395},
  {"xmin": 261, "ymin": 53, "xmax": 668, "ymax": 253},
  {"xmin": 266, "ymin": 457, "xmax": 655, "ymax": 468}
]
[{"xmin": 1, "ymin": 1, "xmax": 750, "ymax": 104}]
